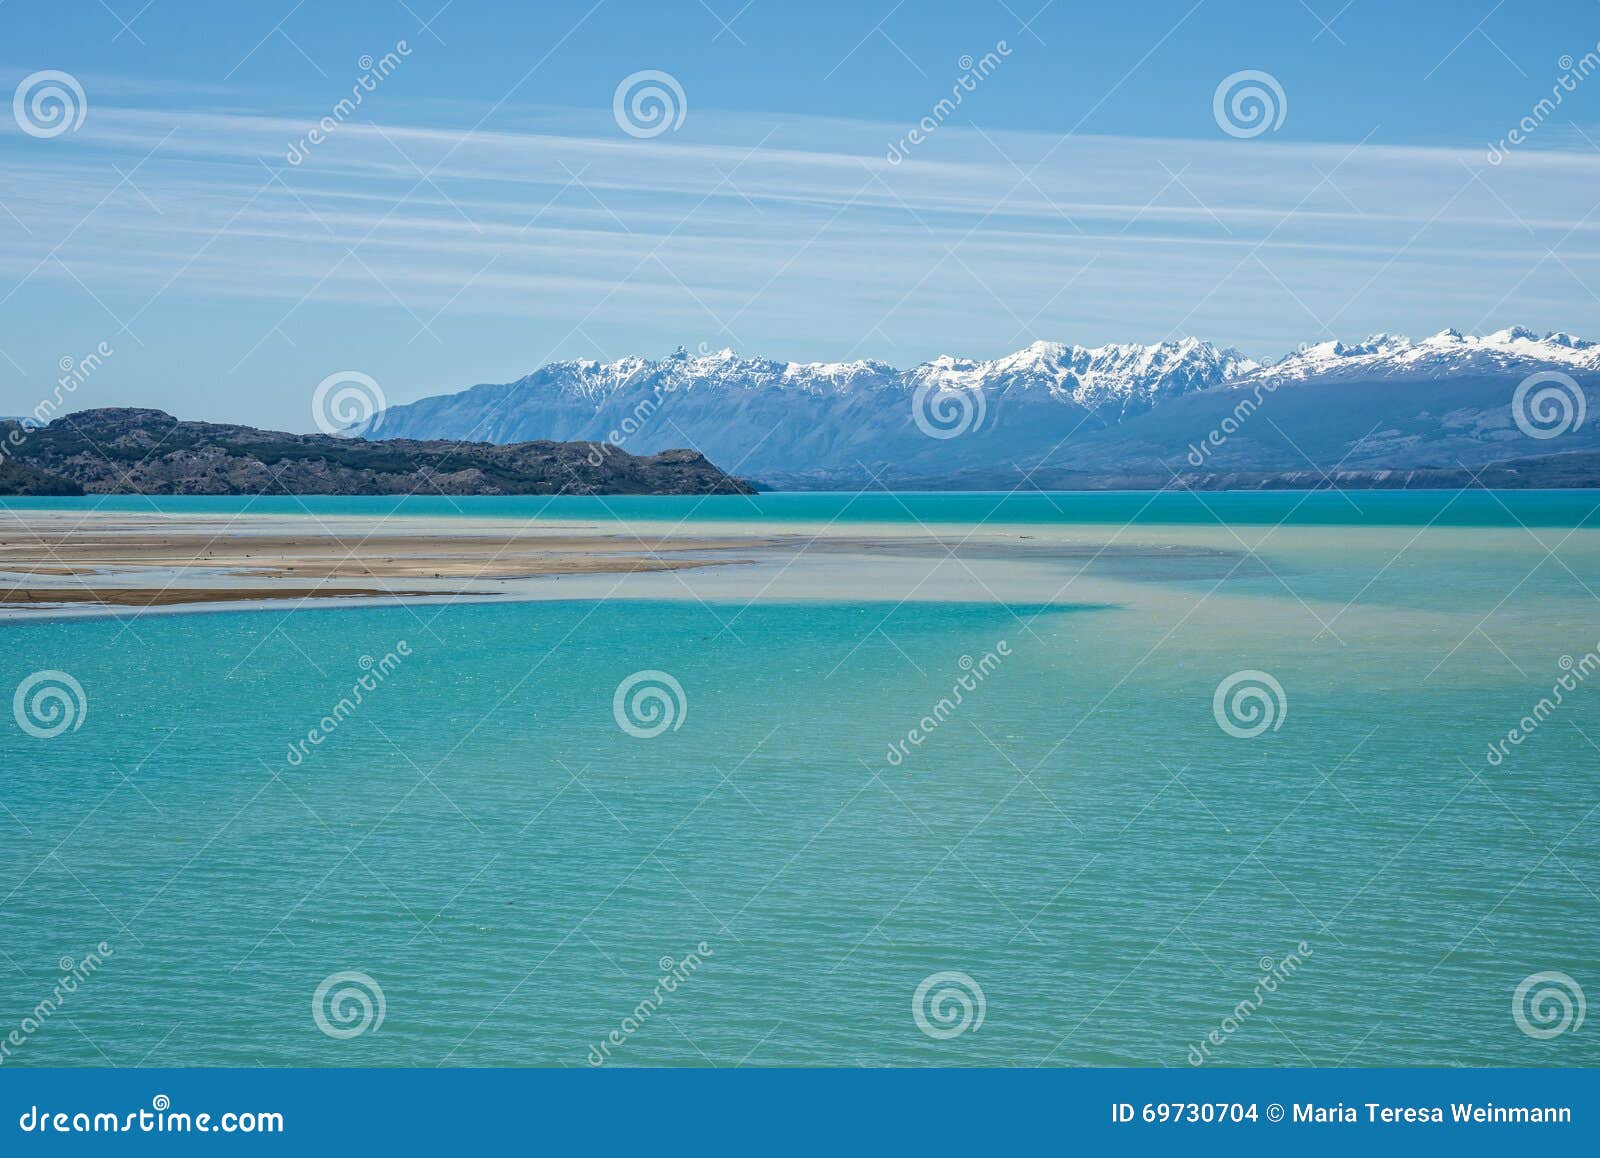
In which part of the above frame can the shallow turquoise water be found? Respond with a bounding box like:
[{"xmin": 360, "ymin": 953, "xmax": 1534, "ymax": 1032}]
[
  {"xmin": 1, "ymin": 493, "xmax": 1597, "ymax": 1067},
  {"xmin": 5, "ymin": 488, "xmax": 1600, "ymax": 527}
]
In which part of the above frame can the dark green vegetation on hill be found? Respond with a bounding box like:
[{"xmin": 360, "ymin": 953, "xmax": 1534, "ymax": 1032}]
[{"xmin": 0, "ymin": 409, "xmax": 754, "ymax": 496}]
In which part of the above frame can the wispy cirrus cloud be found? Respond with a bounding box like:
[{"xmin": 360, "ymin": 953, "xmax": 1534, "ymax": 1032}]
[{"xmin": 2, "ymin": 92, "xmax": 1598, "ymax": 425}]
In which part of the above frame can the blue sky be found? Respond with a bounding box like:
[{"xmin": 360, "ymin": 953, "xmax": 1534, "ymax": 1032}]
[{"xmin": 3, "ymin": 0, "xmax": 1600, "ymax": 429}]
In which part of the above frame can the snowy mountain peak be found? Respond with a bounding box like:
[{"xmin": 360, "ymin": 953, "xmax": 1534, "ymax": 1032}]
[{"xmin": 1487, "ymin": 325, "xmax": 1540, "ymax": 343}]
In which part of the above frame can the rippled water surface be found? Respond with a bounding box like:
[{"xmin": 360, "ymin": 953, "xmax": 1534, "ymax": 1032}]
[{"xmin": 2, "ymin": 492, "xmax": 1597, "ymax": 1066}]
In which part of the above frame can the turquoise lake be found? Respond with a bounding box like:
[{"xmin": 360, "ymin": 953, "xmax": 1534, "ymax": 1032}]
[{"xmin": 1, "ymin": 491, "xmax": 1597, "ymax": 1067}]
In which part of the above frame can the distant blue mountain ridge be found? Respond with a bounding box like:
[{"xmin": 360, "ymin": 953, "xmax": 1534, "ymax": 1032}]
[{"xmin": 369, "ymin": 327, "xmax": 1600, "ymax": 487}]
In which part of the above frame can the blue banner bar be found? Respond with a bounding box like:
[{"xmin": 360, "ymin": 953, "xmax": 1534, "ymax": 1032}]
[{"xmin": 2, "ymin": 1068, "xmax": 1594, "ymax": 1154}]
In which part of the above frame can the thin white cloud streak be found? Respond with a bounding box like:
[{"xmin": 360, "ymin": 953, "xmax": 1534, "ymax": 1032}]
[{"xmin": 52, "ymin": 105, "xmax": 1600, "ymax": 234}]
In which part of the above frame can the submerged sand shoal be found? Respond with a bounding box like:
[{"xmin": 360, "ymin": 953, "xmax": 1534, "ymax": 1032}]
[{"xmin": 0, "ymin": 507, "xmax": 1295, "ymax": 618}]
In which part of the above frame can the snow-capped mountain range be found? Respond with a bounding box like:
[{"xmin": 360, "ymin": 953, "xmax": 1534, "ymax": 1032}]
[
  {"xmin": 1257, "ymin": 326, "xmax": 1599, "ymax": 383},
  {"xmin": 372, "ymin": 328, "xmax": 1600, "ymax": 485}
]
